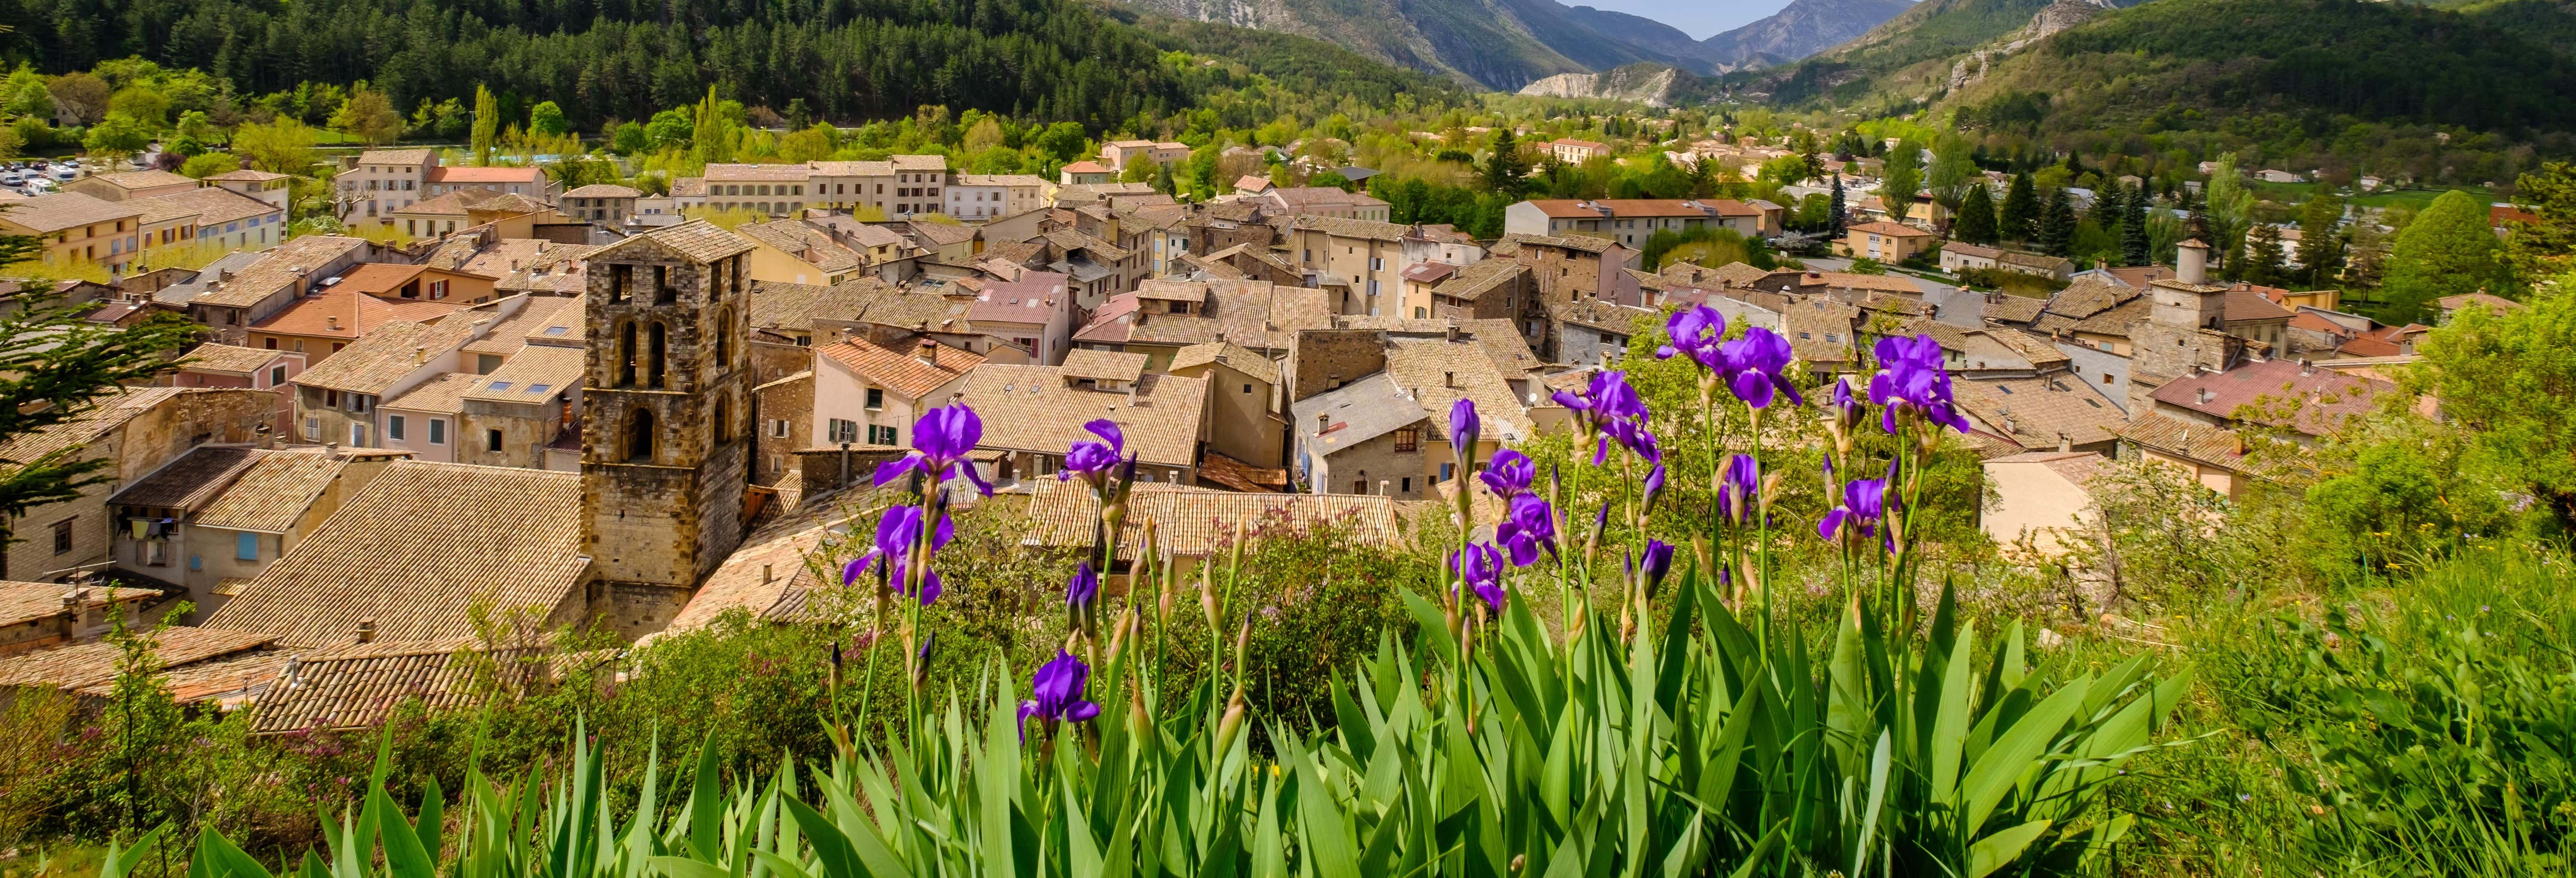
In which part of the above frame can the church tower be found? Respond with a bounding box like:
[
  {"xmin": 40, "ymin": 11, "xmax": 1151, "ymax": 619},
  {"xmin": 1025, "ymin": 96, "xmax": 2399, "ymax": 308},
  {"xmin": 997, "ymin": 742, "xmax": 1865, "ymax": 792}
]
[{"xmin": 580, "ymin": 221, "xmax": 756, "ymax": 591}]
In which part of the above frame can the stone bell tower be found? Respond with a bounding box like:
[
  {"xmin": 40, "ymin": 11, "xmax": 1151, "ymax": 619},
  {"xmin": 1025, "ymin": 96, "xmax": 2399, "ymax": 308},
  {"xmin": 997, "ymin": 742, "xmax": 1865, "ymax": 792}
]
[{"xmin": 580, "ymin": 221, "xmax": 756, "ymax": 590}]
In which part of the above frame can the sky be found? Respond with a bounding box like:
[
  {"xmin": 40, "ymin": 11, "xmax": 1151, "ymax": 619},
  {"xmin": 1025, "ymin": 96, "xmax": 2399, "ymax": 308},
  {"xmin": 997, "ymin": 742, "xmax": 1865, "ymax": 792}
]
[{"xmin": 1569, "ymin": 0, "xmax": 1798, "ymax": 39}]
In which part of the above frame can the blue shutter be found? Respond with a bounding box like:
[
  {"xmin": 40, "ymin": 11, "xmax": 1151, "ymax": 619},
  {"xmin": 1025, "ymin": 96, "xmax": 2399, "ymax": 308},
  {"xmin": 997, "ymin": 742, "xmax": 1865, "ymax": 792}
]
[{"xmin": 235, "ymin": 532, "xmax": 258, "ymax": 561}]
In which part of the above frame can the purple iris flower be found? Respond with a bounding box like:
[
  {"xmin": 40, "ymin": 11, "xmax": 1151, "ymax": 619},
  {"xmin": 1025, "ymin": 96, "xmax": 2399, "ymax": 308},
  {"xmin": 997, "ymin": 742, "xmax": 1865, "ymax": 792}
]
[
  {"xmin": 1451, "ymin": 542, "xmax": 1507, "ymax": 613},
  {"xmin": 875, "ymin": 404, "xmax": 995, "ymax": 495},
  {"xmin": 1449, "ymin": 398, "xmax": 1480, "ymax": 460},
  {"xmin": 1721, "ymin": 327, "xmax": 1803, "ymax": 410},
  {"xmin": 1552, "ymin": 370, "xmax": 1648, "ymax": 436},
  {"xmin": 1818, "ymin": 478, "xmax": 1891, "ymax": 544},
  {"xmin": 841, "ymin": 504, "xmax": 955, "ymax": 604},
  {"xmin": 1058, "ymin": 419, "xmax": 1125, "ymax": 486},
  {"xmin": 1655, "ymin": 304, "xmax": 1727, "ymax": 372},
  {"xmin": 1640, "ymin": 539, "xmax": 1676, "ymax": 593},
  {"xmin": 1598, "ymin": 416, "xmax": 1662, "ymax": 466},
  {"xmin": 1016, "ymin": 650, "xmax": 1103, "ymax": 740},
  {"xmin": 1497, "ymin": 492, "xmax": 1558, "ymax": 567},
  {"xmin": 1829, "ymin": 377, "xmax": 1865, "ymax": 433},
  {"xmin": 1643, "ymin": 462, "xmax": 1667, "ymax": 507},
  {"xmin": 1066, "ymin": 562, "xmax": 1098, "ymax": 612},
  {"xmin": 1479, "ymin": 448, "xmax": 1535, "ymax": 499},
  {"xmin": 1717, "ymin": 453, "xmax": 1760, "ymax": 527},
  {"xmin": 1868, "ymin": 334, "xmax": 1971, "ymax": 434}
]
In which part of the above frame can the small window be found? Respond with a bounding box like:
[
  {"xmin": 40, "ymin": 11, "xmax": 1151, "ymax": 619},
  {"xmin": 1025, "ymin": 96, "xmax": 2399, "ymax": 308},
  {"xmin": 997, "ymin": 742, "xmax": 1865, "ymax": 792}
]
[
  {"xmin": 828, "ymin": 418, "xmax": 858, "ymax": 444},
  {"xmin": 1393, "ymin": 428, "xmax": 1420, "ymax": 453},
  {"xmin": 429, "ymin": 418, "xmax": 446, "ymax": 445},
  {"xmin": 488, "ymin": 381, "xmax": 513, "ymax": 392},
  {"xmin": 770, "ymin": 419, "xmax": 789, "ymax": 438},
  {"xmin": 487, "ymin": 429, "xmax": 503, "ymax": 452},
  {"xmin": 865, "ymin": 388, "xmax": 884, "ymax": 410},
  {"xmin": 51, "ymin": 518, "xmax": 74, "ymax": 554},
  {"xmin": 235, "ymin": 531, "xmax": 258, "ymax": 562},
  {"xmin": 270, "ymin": 365, "xmax": 287, "ymax": 386},
  {"xmin": 388, "ymin": 414, "xmax": 407, "ymax": 441}
]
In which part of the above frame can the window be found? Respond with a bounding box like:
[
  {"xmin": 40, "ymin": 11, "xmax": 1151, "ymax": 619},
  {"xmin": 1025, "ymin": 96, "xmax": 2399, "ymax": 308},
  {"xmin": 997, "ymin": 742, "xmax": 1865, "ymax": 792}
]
[
  {"xmin": 867, "ymin": 423, "xmax": 902, "ymax": 445},
  {"xmin": 304, "ymin": 418, "xmax": 319, "ymax": 440},
  {"xmin": 526, "ymin": 384, "xmax": 550, "ymax": 395},
  {"xmin": 51, "ymin": 518, "xmax": 73, "ymax": 555},
  {"xmin": 269, "ymin": 365, "xmax": 287, "ymax": 386},
  {"xmin": 488, "ymin": 381, "xmax": 513, "ymax": 392},
  {"xmin": 647, "ymin": 323, "xmax": 668, "ymax": 388},
  {"xmin": 429, "ymin": 418, "xmax": 446, "ymax": 445},
  {"xmin": 771, "ymin": 419, "xmax": 789, "ymax": 438},
  {"xmin": 1242, "ymin": 384, "xmax": 1253, "ymax": 394},
  {"xmin": 827, "ymin": 418, "xmax": 858, "ymax": 444},
  {"xmin": 351, "ymin": 423, "xmax": 368, "ymax": 446},
  {"xmin": 388, "ymin": 415, "xmax": 407, "ymax": 441},
  {"xmin": 236, "ymin": 532, "xmax": 258, "ymax": 561},
  {"xmin": 1352, "ymin": 480, "xmax": 1367, "ymax": 494},
  {"xmin": 1393, "ymin": 428, "xmax": 1419, "ymax": 452},
  {"xmin": 1401, "ymin": 477, "xmax": 1412, "ymax": 493},
  {"xmin": 487, "ymin": 429, "xmax": 504, "ymax": 452},
  {"xmin": 865, "ymin": 388, "xmax": 884, "ymax": 410},
  {"xmin": 264, "ymin": 337, "xmax": 277, "ymax": 349},
  {"xmin": 627, "ymin": 410, "xmax": 656, "ymax": 462}
]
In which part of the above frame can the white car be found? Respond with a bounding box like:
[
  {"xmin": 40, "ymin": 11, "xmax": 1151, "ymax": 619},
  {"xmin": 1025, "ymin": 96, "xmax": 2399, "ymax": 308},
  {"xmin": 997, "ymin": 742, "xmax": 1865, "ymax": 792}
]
[
  {"xmin": 52, "ymin": 167, "xmax": 76, "ymax": 181},
  {"xmin": 0, "ymin": 172, "xmax": 22, "ymax": 186}
]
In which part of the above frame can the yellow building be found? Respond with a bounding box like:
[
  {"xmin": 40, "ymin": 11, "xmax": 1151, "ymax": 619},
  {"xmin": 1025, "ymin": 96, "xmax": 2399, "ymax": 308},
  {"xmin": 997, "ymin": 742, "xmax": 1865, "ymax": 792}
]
[{"xmin": 1, "ymin": 192, "xmax": 146, "ymax": 275}]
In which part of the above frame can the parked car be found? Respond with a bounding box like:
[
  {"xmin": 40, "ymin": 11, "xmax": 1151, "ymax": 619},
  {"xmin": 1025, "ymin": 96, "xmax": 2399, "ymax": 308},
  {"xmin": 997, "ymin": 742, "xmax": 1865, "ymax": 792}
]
[{"xmin": 52, "ymin": 167, "xmax": 76, "ymax": 182}]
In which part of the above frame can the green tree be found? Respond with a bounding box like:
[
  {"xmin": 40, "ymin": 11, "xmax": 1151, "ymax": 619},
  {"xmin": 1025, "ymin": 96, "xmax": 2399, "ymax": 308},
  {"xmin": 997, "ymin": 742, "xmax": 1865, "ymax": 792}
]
[
  {"xmin": 2503, "ymin": 161, "xmax": 2576, "ymax": 279},
  {"xmin": 229, "ymin": 118, "xmax": 317, "ymax": 174},
  {"xmin": 1952, "ymin": 182, "xmax": 1997, "ymax": 245},
  {"xmin": 80, "ymin": 112, "xmax": 149, "ymax": 163},
  {"xmin": 329, "ymin": 86, "xmax": 403, "ymax": 146},
  {"xmin": 1483, "ymin": 127, "xmax": 1528, "ymax": 197},
  {"xmin": 2, "ymin": 64, "xmax": 51, "ymax": 119},
  {"xmin": 1119, "ymin": 153, "xmax": 1153, "ymax": 184},
  {"xmin": 612, "ymin": 121, "xmax": 649, "ymax": 155},
  {"xmin": 2242, "ymin": 223, "xmax": 2287, "ymax": 287},
  {"xmin": 470, "ymin": 84, "xmax": 500, "ymax": 164},
  {"xmin": 2412, "ymin": 286, "xmax": 2576, "ymax": 530},
  {"xmin": 646, "ymin": 109, "xmax": 693, "ymax": 150},
  {"xmin": 1881, "ymin": 139, "xmax": 1923, "ymax": 221},
  {"xmin": 2297, "ymin": 190, "xmax": 2348, "ymax": 287},
  {"xmin": 1925, "ymin": 137, "xmax": 1977, "ymax": 206},
  {"xmin": 2205, "ymin": 152, "xmax": 2255, "ymax": 253},
  {"xmin": 1829, "ymin": 175, "xmax": 1847, "ymax": 234},
  {"xmin": 2121, "ymin": 185, "xmax": 2151, "ymax": 267},
  {"xmin": 1999, "ymin": 171, "xmax": 2038, "ymax": 242},
  {"xmin": 2038, "ymin": 186, "xmax": 2076, "ymax": 257},
  {"xmin": 2382, "ymin": 190, "xmax": 2515, "ymax": 322},
  {"xmin": 0, "ymin": 281, "xmax": 201, "ymax": 530},
  {"xmin": 178, "ymin": 151, "xmax": 241, "ymax": 179},
  {"xmin": 529, "ymin": 100, "xmax": 568, "ymax": 136},
  {"xmin": 1034, "ymin": 122, "xmax": 1088, "ymax": 163},
  {"xmin": 690, "ymin": 87, "xmax": 734, "ymax": 165}
]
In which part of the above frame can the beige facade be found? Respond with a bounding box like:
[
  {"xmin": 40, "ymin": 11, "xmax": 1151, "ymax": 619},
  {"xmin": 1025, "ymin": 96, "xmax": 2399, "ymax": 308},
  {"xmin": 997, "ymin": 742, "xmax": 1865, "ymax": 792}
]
[
  {"xmin": 337, "ymin": 148, "xmax": 438, "ymax": 227},
  {"xmin": 0, "ymin": 388, "xmax": 276, "ymax": 584}
]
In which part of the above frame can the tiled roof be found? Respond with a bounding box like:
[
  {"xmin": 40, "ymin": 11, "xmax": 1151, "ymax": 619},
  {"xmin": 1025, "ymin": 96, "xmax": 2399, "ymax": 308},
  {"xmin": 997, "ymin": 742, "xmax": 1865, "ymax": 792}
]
[
  {"xmin": 1072, "ymin": 280, "xmax": 1332, "ymax": 352},
  {"xmin": 82, "ymin": 170, "xmax": 197, "ymax": 191},
  {"xmin": 193, "ymin": 236, "xmax": 372, "ymax": 308},
  {"xmin": 1551, "ymin": 297, "xmax": 1653, "ymax": 334},
  {"xmin": 1023, "ymin": 481, "xmax": 1407, "ymax": 559},
  {"xmin": 2116, "ymin": 412, "xmax": 2247, "ymax": 470},
  {"xmin": 1168, "ymin": 341, "xmax": 1268, "ymax": 374},
  {"xmin": 0, "ymin": 626, "xmax": 279, "ymax": 692},
  {"xmin": 1952, "ymin": 374, "xmax": 2127, "ymax": 450},
  {"xmin": 251, "ymin": 286, "xmax": 464, "ymax": 339},
  {"xmin": 153, "ymin": 250, "xmax": 268, "ymax": 307},
  {"xmin": 1984, "ymin": 293, "xmax": 2047, "ymax": 325},
  {"xmin": 182, "ymin": 342, "xmax": 287, "ymax": 375},
  {"xmin": 137, "ymin": 186, "xmax": 276, "ymax": 226},
  {"xmin": 891, "ymin": 155, "xmax": 947, "ymax": 172},
  {"xmin": 665, "ymin": 487, "xmax": 898, "ymax": 631},
  {"xmin": 0, "ymin": 386, "xmax": 182, "ymax": 463},
  {"xmin": 1293, "ymin": 215, "xmax": 1409, "ymax": 241},
  {"xmin": 1503, "ymin": 231, "xmax": 1618, "ymax": 254},
  {"xmin": 968, "ymin": 272, "xmax": 1067, "ymax": 324},
  {"xmin": 593, "ymin": 220, "xmax": 754, "ymax": 264},
  {"xmin": 1782, "ymin": 298, "xmax": 1860, "ymax": 363},
  {"xmin": 1060, "ymin": 348, "xmax": 1148, "ymax": 382},
  {"xmin": 460, "ymin": 295, "xmax": 580, "ymax": 356},
  {"xmin": 1402, "ymin": 262, "xmax": 1456, "ymax": 284},
  {"xmin": 82, "ymin": 649, "xmax": 289, "ymax": 706},
  {"xmin": 379, "ymin": 371, "xmax": 487, "ymax": 414},
  {"xmin": 747, "ymin": 281, "xmax": 834, "ymax": 332},
  {"xmin": 2225, "ymin": 287, "xmax": 2296, "ymax": 322},
  {"xmin": 1042, "ymin": 227, "xmax": 1132, "ymax": 262},
  {"xmin": 246, "ymin": 638, "xmax": 550, "ymax": 733},
  {"xmin": 190, "ymin": 451, "xmax": 352, "ymax": 533},
  {"xmin": 1294, "ymin": 372, "xmax": 1428, "ymax": 453},
  {"xmin": 562, "ymin": 184, "xmax": 643, "ymax": 199},
  {"xmin": 0, "ymin": 580, "xmax": 149, "ymax": 628},
  {"xmin": 462, "ymin": 346, "xmax": 583, "ymax": 404},
  {"xmin": 957, "ymin": 365, "xmax": 1206, "ymax": 468},
  {"xmin": 1265, "ymin": 186, "xmax": 1388, "ymax": 210},
  {"xmin": 705, "ymin": 163, "xmax": 813, "ymax": 182},
  {"xmin": 738, "ymin": 220, "xmax": 866, "ymax": 272},
  {"xmin": 1944, "ymin": 243, "xmax": 2002, "ymax": 259},
  {"xmin": 906, "ymin": 220, "xmax": 976, "ymax": 247},
  {"xmin": 2437, "ymin": 292, "xmax": 2523, "ymax": 313},
  {"xmin": 1432, "ymin": 259, "xmax": 1528, "ymax": 302},
  {"xmin": 290, "ymin": 319, "xmax": 478, "ymax": 394},
  {"xmin": 395, "ymin": 188, "xmax": 513, "ymax": 216},
  {"xmin": 426, "ymin": 165, "xmax": 547, "ymax": 184},
  {"xmin": 0, "ymin": 191, "xmax": 143, "ymax": 233},
  {"xmin": 1385, "ymin": 337, "xmax": 1537, "ymax": 440},
  {"xmin": 1846, "ymin": 221, "xmax": 1932, "ymax": 237},
  {"xmin": 204, "ymin": 461, "xmax": 588, "ymax": 648},
  {"xmin": 2149, "ymin": 358, "xmax": 2392, "ymax": 435},
  {"xmin": 817, "ymin": 337, "xmax": 984, "ymax": 400},
  {"xmin": 108, "ymin": 445, "xmax": 264, "ymax": 509},
  {"xmin": 356, "ymin": 149, "xmax": 434, "ymax": 165},
  {"xmin": 207, "ymin": 169, "xmax": 289, "ymax": 183}
]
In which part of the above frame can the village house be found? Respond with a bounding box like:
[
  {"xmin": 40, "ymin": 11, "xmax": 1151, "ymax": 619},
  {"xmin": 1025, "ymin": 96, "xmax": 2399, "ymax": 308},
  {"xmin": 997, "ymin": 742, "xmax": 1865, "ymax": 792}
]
[
  {"xmin": 2147, "ymin": 357, "xmax": 2392, "ymax": 441},
  {"xmin": 0, "ymin": 580, "xmax": 154, "ymax": 657},
  {"xmin": 735, "ymin": 219, "xmax": 869, "ymax": 286},
  {"xmin": 105, "ymin": 445, "xmax": 398, "ymax": 617},
  {"xmin": 1499, "ymin": 233, "xmax": 1645, "ymax": 307},
  {"xmin": 1100, "ymin": 140, "xmax": 1193, "ymax": 170},
  {"xmin": 0, "ymin": 386, "xmax": 276, "ymax": 583},
  {"xmin": 1503, "ymin": 198, "xmax": 1781, "ymax": 244},
  {"xmin": 946, "ymin": 174, "xmax": 1049, "ymax": 220},
  {"xmin": 0, "ymin": 192, "xmax": 146, "ymax": 275},
  {"xmin": 812, "ymin": 335, "xmax": 984, "ymax": 447},
  {"xmin": 139, "ymin": 185, "xmax": 286, "ymax": 254},
  {"xmin": 1059, "ymin": 161, "xmax": 1115, "ymax": 186},
  {"xmin": 390, "ymin": 190, "xmax": 571, "ymax": 240},
  {"xmin": 456, "ymin": 345, "xmax": 586, "ymax": 469},
  {"xmin": 0, "ymin": 625, "xmax": 284, "ymax": 711},
  {"xmin": 1291, "ymin": 332, "xmax": 1535, "ymax": 500},
  {"xmin": 1547, "ymin": 138, "xmax": 1609, "ymax": 164},
  {"xmin": 206, "ymin": 169, "xmax": 293, "ymax": 212},
  {"xmin": 965, "ymin": 270, "xmax": 1076, "ymax": 366},
  {"xmin": 62, "ymin": 169, "xmax": 199, "ymax": 202},
  {"xmin": 1938, "ymin": 243, "xmax": 2074, "ymax": 281},
  {"xmin": 243, "ymin": 271, "xmax": 471, "ymax": 363},
  {"xmin": 1166, "ymin": 340, "xmax": 1288, "ymax": 477},
  {"xmin": 953, "ymin": 353, "xmax": 1209, "ymax": 486},
  {"xmin": 1841, "ymin": 221, "xmax": 1935, "ymax": 264},
  {"xmin": 289, "ymin": 316, "xmax": 490, "ymax": 448},
  {"xmin": 1070, "ymin": 278, "xmax": 1335, "ymax": 371},
  {"xmin": 562, "ymin": 184, "xmax": 644, "ymax": 225},
  {"xmin": 171, "ymin": 343, "xmax": 305, "ymax": 434},
  {"xmin": 2115, "ymin": 412, "xmax": 2254, "ymax": 499},
  {"xmin": 1255, "ymin": 186, "xmax": 1391, "ymax": 222}
]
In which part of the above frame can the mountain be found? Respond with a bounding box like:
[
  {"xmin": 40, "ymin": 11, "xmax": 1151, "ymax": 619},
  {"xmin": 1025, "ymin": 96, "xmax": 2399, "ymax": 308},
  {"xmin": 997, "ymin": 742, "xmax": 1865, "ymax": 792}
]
[
  {"xmin": 1115, "ymin": 0, "xmax": 1740, "ymax": 89},
  {"xmin": 1743, "ymin": 0, "xmax": 2136, "ymax": 106},
  {"xmin": 1516, "ymin": 64, "xmax": 1703, "ymax": 107},
  {"xmin": 1700, "ymin": 0, "xmax": 1920, "ymax": 68}
]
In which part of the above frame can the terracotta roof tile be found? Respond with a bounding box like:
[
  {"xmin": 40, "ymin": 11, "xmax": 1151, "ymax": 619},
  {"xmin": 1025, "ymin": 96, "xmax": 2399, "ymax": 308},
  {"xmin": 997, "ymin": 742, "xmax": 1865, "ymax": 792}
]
[
  {"xmin": 461, "ymin": 346, "xmax": 583, "ymax": 403},
  {"xmin": 957, "ymin": 365, "xmax": 1206, "ymax": 467},
  {"xmin": 0, "ymin": 191, "xmax": 143, "ymax": 234},
  {"xmin": 247, "ymin": 638, "xmax": 553, "ymax": 733},
  {"xmin": 1952, "ymin": 374, "xmax": 2127, "ymax": 451},
  {"xmin": 2149, "ymin": 358, "xmax": 2392, "ymax": 435},
  {"xmin": 137, "ymin": 186, "xmax": 277, "ymax": 227},
  {"xmin": 0, "ymin": 386, "xmax": 182, "ymax": 463},
  {"xmin": 192, "ymin": 236, "xmax": 373, "ymax": 308},
  {"xmin": 0, "ymin": 580, "xmax": 149, "ymax": 628},
  {"xmin": 290, "ymin": 319, "xmax": 478, "ymax": 395},
  {"xmin": 189, "ymin": 451, "xmax": 352, "ymax": 533},
  {"xmin": 817, "ymin": 337, "xmax": 984, "ymax": 400},
  {"xmin": 2115, "ymin": 412, "xmax": 2247, "ymax": 470},
  {"xmin": 593, "ymin": 219, "xmax": 754, "ymax": 264},
  {"xmin": 182, "ymin": 343, "xmax": 289, "ymax": 375},
  {"xmin": 0, "ymin": 626, "xmax": 278, "ymax": 692},
  {"xmin": 202, "ymin": 461, "xmax": 588, "ymax": 648},
  {"xmin": 460, "ymin": 295, "xmax": 580, "ymax": 356},
  {"xmin": 380, "ymin": 372, "xmax": 487, "ymax": 414},
  {"xmin": 251, "ymin": 287, "xmax": 465, "ymax": 339},
  {"xmin": 108, "ymin": 445, "xmax": 264, "ymax": 508}
]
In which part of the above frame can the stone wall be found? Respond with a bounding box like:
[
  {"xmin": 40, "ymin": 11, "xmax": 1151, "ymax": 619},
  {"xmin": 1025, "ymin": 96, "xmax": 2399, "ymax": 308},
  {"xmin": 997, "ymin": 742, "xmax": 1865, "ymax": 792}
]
[
  {"xmin": 754, "ymin": 371, "xmax": 814, "ymax": 485},
  {"xmin": 1286, "ymin": 328, "xmax": 1386, "ymax": 404}
]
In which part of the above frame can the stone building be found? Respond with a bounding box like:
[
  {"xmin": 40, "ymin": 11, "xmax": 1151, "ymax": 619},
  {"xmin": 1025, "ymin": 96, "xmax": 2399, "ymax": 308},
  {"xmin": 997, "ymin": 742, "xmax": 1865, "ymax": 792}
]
[{"xmin": 580, "ymin": 222, "xmax": 758, "ymax": 598}]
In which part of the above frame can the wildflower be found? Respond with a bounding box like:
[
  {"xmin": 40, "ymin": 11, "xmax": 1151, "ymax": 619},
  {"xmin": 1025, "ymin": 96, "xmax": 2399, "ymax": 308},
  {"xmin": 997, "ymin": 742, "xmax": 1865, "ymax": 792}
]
[
  {"xmin": 841, "ymin": 504, "xmax": 954, "ymax": 604},
  {"xmin": 1448, "ymin": 398, "xmax": 1480, "ymax": 460},
  {"xmin": 1017, "ymin": 650, "xmax": 1103, "ymax": 740},
  {"xmin": 1654, "ymin": 304, "xmax": 1727, "ymax": 372},
  {"xmin": 1828, "ymin": 376, "xmax": 1866, "ymax": 435},
  {"xmin": 1479, "ymin": 448, "xmax": 1535, "ymax": 499},
  {"xmin": 1868, "ymin": 335, "xmax": 1970, "ymax": 434},
  {"xmin": 1722, "ymin": 327, "xmax": 1803, "ymax": 409},
  {"xmin": 1818, "ymin": 478, "xmax": 1891, "ymax": 545},
  {"xmin": 874, "ymin": 403, "xmax": 996, "ymax": 495},
  {"xmin": 1057, "ymin": 419, "xmax": 1126, "ymax": 487},
  {"xmin": 1642, "ymin": 461, "xmax": 1667, "ymax": 508},
  {"xmin": 1717, "ymin": 454, "xmax": 1760, "ymax": 526},
  {"xmin": 1497, "ymin": 492, "xmax": 1558, "ymax": 566},
  {"xmin": 1599, "ymin": 416, "xmax": 1661, "ymax": 466},
  {"xmin": 1451, "ymin": 542, "xmax": 1507, "ymax": 612},
  {"xmin": 1640, "ymin": 539, "xmax": 1676, "ymax": 595},
  {"xmin": 1066, "ymin": 562, "xmax": 1099, "ymax": 613}
]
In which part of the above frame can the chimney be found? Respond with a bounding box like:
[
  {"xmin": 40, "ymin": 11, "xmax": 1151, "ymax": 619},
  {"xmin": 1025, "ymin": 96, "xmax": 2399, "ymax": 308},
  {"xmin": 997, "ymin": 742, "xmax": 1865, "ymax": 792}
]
[
  {"xmin": 414, "ymin": 345, "xmax": 427, "ymax": 364},
  {"xmin": 1378, "ymin": 479, "xmax": 1391, "ymax": 496},
  {"xmin": 2177, "ymin": 238, "xmax": 2210, "ymax": 286},
  {"xmin": 1443, "ymin": 371, "xmax": 1456, "ymax": 388},
  {"xmin": 762, "ymin": 564, "xmax": 775, "ymax": 584},
  {"xmin": 58, "ymin": 592, "xmax": 78, "ymax": 641},
  {"xmin": 2057, "ymin": 432, "xmax": 2072, "ymax": 453},
  {"xmin": 2093, "ymin": 259, "xmax": 2108, "ymax": 271},
  {"xmin": 356, "ymin": 618, "xmax": 377, "ymax": 644},
  {"xmin": 326, "ymin": 316, "xmax": 340, "ymax": 331},
  {"xmin": 916, "ymin": 337, "xmax": 938, "ymax": 367},
  {"xmin": 2197, "ymin": 387, "xmax": 2215, "ymax": 405},
  {"xmin": 2003, "ymin": 416, "xmax": 2018, "ymax": 435},
  {"xmin": 1445, "ymin": 324, "xmax": 1461, "ymax": 343},
  {"xmin": 1315, "ymin": 413, "xmax": 1330, "ymax": 434}
]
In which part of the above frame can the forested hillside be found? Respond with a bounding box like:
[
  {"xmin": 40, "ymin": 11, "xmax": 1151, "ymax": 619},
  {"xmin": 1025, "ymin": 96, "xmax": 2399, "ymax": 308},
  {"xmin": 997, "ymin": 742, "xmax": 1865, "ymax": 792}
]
[{"xmin": 0, "ymin": 0, "xmax": 1193, "ymax": 129}]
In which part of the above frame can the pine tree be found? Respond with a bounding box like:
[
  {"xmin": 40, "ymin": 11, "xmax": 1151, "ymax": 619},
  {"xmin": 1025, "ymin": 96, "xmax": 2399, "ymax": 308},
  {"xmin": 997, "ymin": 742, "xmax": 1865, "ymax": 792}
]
[
  {"xmin": 2244, "ymin": 223, "xmax": 2287, "ymax": 287},
  {"xmin": 1484, "ymin": 128, "xmax": 1529, "ymax": 197},
  {"xmin": 2297, "ymin": 190, "xmax": 2347, "ymax": 288},
  {"xmin": 1953, "ymin": 182, "xmax": 1998, "ymax": 245},
  {"xmin": 2038, "ymin": 187, "xmax": 2076, "ymax": 256},
  {"xmin": 1830, "ymin": 174, "xmax": 1847, "ymax": 234},
  {"xmin": 2122, "ymin": 185, "xmax": 2152, "ymax": 267},
  {"xmin": 2000, "ymin": 171, "xmax": 2038, "ymax": 242}
]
